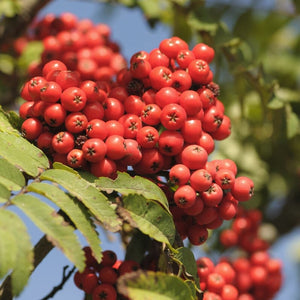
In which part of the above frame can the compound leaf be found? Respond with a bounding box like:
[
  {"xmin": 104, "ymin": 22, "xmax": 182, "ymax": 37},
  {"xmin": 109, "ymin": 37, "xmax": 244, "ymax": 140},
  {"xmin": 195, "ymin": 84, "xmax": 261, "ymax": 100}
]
[
  {"xmin": 27, "ymin": 182, "xmax": 102, "ymax": 263},
  {"xmin": 120, "ymin": 194, "xmax": 176, "ymax": 247},
  {"xmin": 0, "ymin": 183, "xmax": 11, "ymax": 203},
  {"xmin": 0, "ymin": 107, "xmax": 20, "ymax": 135},
  {"xmin": 0, "ymin": 132, "xmax": 49, "ymax": 177},
  {"xmin": 0, "ymin": 158, "xmax": 25, "ymax": 191},
  {"xmin": 170, "ymin": 247, "xmax": 199, "ymax": 289},
  {"xmin": 117, "ymin": 270, "xmax": 195, "ymax": 300},
  {"xmin": 96, "ymin": 172, "xmax": 170, "ymax": 213},
  {"xmin": 12, "ymin": 194, "xmax": 85, "ymax": 272},
  {"xmin": 0, "ymin": 210, "xmax": 33, "ymax": 296},
  {"xmin": 40, "ymin": 169, "xmax": 121, "ymax": 232}
]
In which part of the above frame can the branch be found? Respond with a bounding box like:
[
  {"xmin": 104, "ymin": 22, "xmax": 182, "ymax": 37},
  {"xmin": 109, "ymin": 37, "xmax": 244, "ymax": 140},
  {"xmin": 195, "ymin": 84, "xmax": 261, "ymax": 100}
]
[
  {"xmin": 0, "ymin": 0, "xmax": 51, "ymax": 45},
  {"xmin": 39, "ymin": 265, "xmax": 76, "ymax": 300}
]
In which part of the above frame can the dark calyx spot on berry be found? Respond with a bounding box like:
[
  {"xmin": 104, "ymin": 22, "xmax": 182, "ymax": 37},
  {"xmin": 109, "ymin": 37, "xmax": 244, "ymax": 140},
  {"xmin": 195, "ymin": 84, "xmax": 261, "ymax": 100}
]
[
  {"xmin": 146, "ymin": 133, "xmax": 155, "ymax": 142},
  {"xmin": 193, "ymin": 146, "xmax": 202, "ymax": 153},
  {"xmin": 75, "ymin": 119, "xmax": 83, "ymax": 127},
  {"xmin": 222, "ymin": 177, "xmax": 231, "ymax": 185},
  {"xmin": 214, "ymin": 116, "xmax": 223, "ymax": 128},
  {"xmin": 204, "ymin": 172, "xmax": 211, "ymax": 180},
  {"xmin": 86, "ymin": 124, "xmax": 93, "ymax": 132},
  {"xmin": 196, "ymin": 61, "xmax": 205, "ymax": 70},
  {"xmin": 129, "ymin": 121, "xmax": 138, "ymax": 131},
  {"xmin": 50, "ymin": 118, "xmax": 57, "ymax": 125},
  {"xmin": 151, "ymin": 161, "xmax": 160, "ymax": 171},
  {"xmin": 163, "ymin": 145, "xmax": 173, "ymax": 153},
  {"xmin": 179, "ymin": 197, "xmax": 187, "ymax": 205},
  {"xmin": 163, "ymin": 72, "xmax": 172, "ymax": 81},
  {"xmin": 99, "ymin": 291, "xmax": 108, "ymax": 299},
  {"xmin": 168, "ymin": 112, "xmax": 178, "ymax": 123},
  {"xmin": 56, "ymin": 133, "xmax": 65, "ymax": 142},
  {"xmin": 74, "ymin": 95, "xmax": 82, "ymax": 104},
  {"xmin": 30, "ymin": 79, "xmax": 38, "ymax": 87},
  {"xmin": 70, "ymin": 156, "xmax": 78, "ymax": 164},
  {"xmin": 87, "ymin": 147, "xmax": 95, "ymax": 156}
]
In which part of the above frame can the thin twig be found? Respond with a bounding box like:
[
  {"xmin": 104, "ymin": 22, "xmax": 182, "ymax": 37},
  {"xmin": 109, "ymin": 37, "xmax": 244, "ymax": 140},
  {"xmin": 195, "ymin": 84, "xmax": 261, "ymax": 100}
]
[{"xmin": 39, "ymin": 265, "xmax": 76, "ymax": 300}]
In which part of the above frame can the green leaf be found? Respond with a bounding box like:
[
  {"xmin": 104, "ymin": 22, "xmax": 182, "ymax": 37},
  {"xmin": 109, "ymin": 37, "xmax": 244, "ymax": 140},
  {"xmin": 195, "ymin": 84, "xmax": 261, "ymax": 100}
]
[
  {"xmin": 0, "ymin": 210, "xmax": 33, "ymax": 296},
  {"xmin": 0, "ymin": 132, "xmax": 49, "ymax": 177},
  {"xmin": 27, "ymin": 182, "xmax": 102, "ymax": 263},
  {"xmin": 53, "ymin": 161, "xmax": 79, "ymax": 175},
  {"xmin": 120, "ymin": 194, "xmax": 176, "ymax": 247},
  {"xmin": 275, "ymin": 88, "xmax": 300, "ymax": 103},
  {"xmin": 286, "ymin": 110, "xmax": 299, "ymax": 139},
  {"xmin": 0, "ymin": 158, "xmax": 25, "ymax": 191},
  {"xmin": 0, "ymin": 108, "xmax": 20, "ymax": 135},
  {"xmin": 0, "ymin": 0, "xmax": 20, "ymax": 17},
  {"xmin": 117, "ymin": 270, "xmax": 195, "ymax": 300},
  {"xmin": 125, "ymin": 230, "xmax": 152, "ymax": 263},
  {"xmin": 0, "ymin": 54, "xmax": 15, "ymax": 75},
  {"xmin": 40, "ymin": 169, "xmax": 121, "ymax": 232},
  {"xmin": 96, "ymin": 172, "xmax": 170, "ymax": 213},
  {"xmin": 171, "ymin": 247, "xmax": 199, "ymax": 288},
  {"xmin": 187, "ymin": 12, "xmax": 218, "ymax": 36},
  {"xmin": 12, "ymin": 194, "xmax": 85, "ymax": 272},
  {"xmin": 267, "ymin": 97, "xmax": 284, "ymax": 109},
  {"xmin": 5, "ymin": 110, "xmax": 23, "ymax": 132},
  {"xmin": 0, "ymin": 223, "xmax": 17, "ymax": 279},
  {"xmin": 17, "ymin": 41, "xmax": 43, "ymax": 71},
  {"xmin": 0, "ymin": 183, "xmax": 11, "ymax": 203}
]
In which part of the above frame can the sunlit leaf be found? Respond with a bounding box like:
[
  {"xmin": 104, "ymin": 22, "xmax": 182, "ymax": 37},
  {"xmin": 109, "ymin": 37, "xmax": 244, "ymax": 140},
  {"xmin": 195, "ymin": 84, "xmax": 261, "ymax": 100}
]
[
  {"xmin": 117, "ymin": 270, "xmax": 195, "ymax": 300},
  {"xmin": 0, "ymin": 210, "xmax": 33, "ymax": 296},
  {"xmin": 0, "ymin": 183, "xmax": 10, "ymax": 203},
  {"xmin": 0, "ymin": 158, "xmax": 25, "ymax": 191},
  {"xmin": 96, "ymin": 172, "xmax": 170, "ymax": 213},
  {"xmin": 120, "ymin": 194, "xmax": 176, "ymax": 247},
  {"xmin": 286, "ymin": 110, "xmax": 299, "ymax": 139},
  {"xmin": 12, "ymin": 194, "xmax": 85, "ymax": 272},
  {"xmin": 17, "ymin": 41, "xmax": 43, "ymax": 71},
  {"xmin": 0, "ymin": 0, "xmax": 20, "ymax": 17},
  {"xmin": 0, "ymin": 132, "xmax": 49, "ymax": 177},
  {"xmin": 267, "ymin": 98, "xmax": 284, "ymax": 109},
  {"xmin": 40, "ymin": 169, "xmax": 121, "ymax": 231},
  {"xmin": 27, "ymin": 182, "xmax": 103, "ymax": 263},
  {"xmin": 0, "ymin": 54, "xmax": 15, "ymax": 75},
  {"xmin": 0, "ymin": 108, "xmax": 20, "ymax": 135}
]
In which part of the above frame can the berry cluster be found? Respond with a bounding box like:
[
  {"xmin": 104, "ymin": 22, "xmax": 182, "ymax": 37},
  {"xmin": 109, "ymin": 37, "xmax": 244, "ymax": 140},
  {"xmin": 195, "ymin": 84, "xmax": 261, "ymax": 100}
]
[
  {"xmin": 19, "ymin": 33, "xmax": 254, "ymax": 245},
  {"xmin": 14, "ymin": 12, "xmax": 126, "ymax": 81},
  {"xmin": 219, "ymin": 207, "xmax": 269, "ymax": 252},
  {"xmin": 74, "ymin": 247, "xmax": 140, "ymax": 300},
  {"xmin": 196, "ymin": 208, "xmax": 283, "ymax": 300},
  {"xmin": 166, "ymin": 158, "xmax": 254, "ymax": 245},
  {"xmin": 197, "ymin": 252, "xmax": 282, "ymax": 300}
]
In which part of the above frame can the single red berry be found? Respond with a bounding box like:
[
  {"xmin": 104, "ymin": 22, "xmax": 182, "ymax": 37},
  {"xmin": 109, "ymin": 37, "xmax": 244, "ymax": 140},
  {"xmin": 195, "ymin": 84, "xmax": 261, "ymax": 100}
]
[
  {"xmin": 118, "ymin": 260, "xmax": 140, "ymax": 276},
  {"xmin": 92, "ymin": 283, "xmax": 117, "ymax": 300},
  {"xmin": 174, "ymin": 185, "xmax": 196, "ymax": 209},
  {"xmin": 52, "ymin": 131, "xmax": 75, "ymax": 154},
  {"xmin": 21, "ymin": 117, "xmax": 43, "ymax": 141},
  {"xmin": 187, "ymin": 224, "xmax": 208, "ymax": 245},
  {"xmin": 82, "ymin": 138, "xmax": 107, "ymax": 163},
  {"xmin": 61, "ymin": 87, "xmax": 87, "ymax": 112}
]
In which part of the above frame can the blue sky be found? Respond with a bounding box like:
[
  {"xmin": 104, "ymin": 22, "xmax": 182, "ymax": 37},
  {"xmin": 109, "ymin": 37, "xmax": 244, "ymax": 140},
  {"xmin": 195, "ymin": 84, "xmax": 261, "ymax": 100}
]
[{"xmin": 13, "ymin": 1, "xmax": 300, "ymax": 299}]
